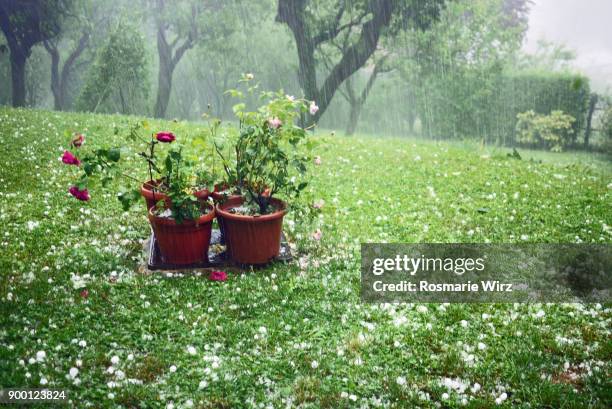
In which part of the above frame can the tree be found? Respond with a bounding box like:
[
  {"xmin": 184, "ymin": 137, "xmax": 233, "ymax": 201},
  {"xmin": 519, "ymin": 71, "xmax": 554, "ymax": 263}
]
[
  {"xmin": 42, "ymin": 0, "xmax": 105, "ymax": 110},
  {"xmin": 276, "ymin": 0, "xmax": 444, "ymax": 124},
  {"xmin": 0, "ymin": 0, "xmax": 72, "ymax": 107},
  {"xmin": 151, "ymin": 0, "xmax": 227, "ymax": 118},
  {"xmin": 76, "ymin": 20, "xmax": 149, "ymax": 114},
  {"xmin": 394, "ymin": 0, "xmax": 529, "ymax": 140}
]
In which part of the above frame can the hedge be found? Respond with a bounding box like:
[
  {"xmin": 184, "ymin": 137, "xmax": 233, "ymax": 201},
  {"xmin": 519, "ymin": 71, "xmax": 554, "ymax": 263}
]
[{"xmin": 417, "ymin": 70, "xmax": 591, "ymax": 146}]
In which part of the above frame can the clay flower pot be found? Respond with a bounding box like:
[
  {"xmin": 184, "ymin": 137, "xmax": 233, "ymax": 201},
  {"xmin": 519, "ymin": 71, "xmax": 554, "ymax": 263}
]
[
  {"xmin": 210, "ymin": 183, "xmax": 241, "ymax": 204},
  {"xmin": 216, "ymin": 196, "xmax": 287, "ymax": 265},
  {"xmin": 141, "ymin": 180, "xmax": 170, "ymax": 210},
  {"xmin": 141, "ymin": 180, "xmax": 210, "ymax": 210},
  {"xmin": 148, "ymin": 206, "xmax": 215, "ymax": 265}
]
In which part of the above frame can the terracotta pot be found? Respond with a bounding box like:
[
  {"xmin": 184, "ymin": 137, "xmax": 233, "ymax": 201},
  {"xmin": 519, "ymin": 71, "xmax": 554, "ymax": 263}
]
[
  {"xmin": 141, "ymin": 180, "xmax": 210, "ymax": 210},
  {"xmin": 216, "ymin": 196, "xmax": 287, "ymax": 265},
  {"xmin": 210, "ymin": 183, "xmax": 241, "ymax": 203},
  {"xmin": 148, "ymin": 206, "xmax": 215, "ymax": 265},
  {"xmin": 141, "ymin": 180, "xmax": 170, "ymax": 210}
]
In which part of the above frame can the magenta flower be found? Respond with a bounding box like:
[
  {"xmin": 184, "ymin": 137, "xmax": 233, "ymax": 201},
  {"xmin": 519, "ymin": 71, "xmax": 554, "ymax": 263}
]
[
  {"xmin": 268, "ymin": 117, "xmax": 282, "ymax": 129},
  {"xmin": 309, "ymin": 101, "xmax": 319, "ymax": 115},
  {"xmin": 156, "ymin": 131, "xmax": 176, "ymax": 143},
  {"xmin": 71, "ymin": 134, "xmax": 85, "ymax": 148},
  {"xmin": 80, "ymin": 288, "xmax": 89, "ymax": 299},
  {"xmin": 209, "ymin": 270, "xmax": 227, "ymax": 281},
  {"xmin": 62, "ymin": 150, "xmax": 80, "ymax": 166},
  {"xmin": 69, "ymin": 186, "xmax": 90, "ymax": 201}
]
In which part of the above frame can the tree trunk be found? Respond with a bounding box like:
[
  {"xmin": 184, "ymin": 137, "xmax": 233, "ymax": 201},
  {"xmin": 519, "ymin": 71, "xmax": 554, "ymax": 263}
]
[
  {"xmin": 9, "ymin": 50, "xmax": 27, "ymax": 107},
  {"xmin": 345, "ymin": 103, "xmax": 361, "ymax": 136},
  {"xmin": 45, "ymin": 43, "xmax": 63, "ymax": 110},
  {"xmin": 584, "ymin": 93, "xmax": 598, "ymax": 150},
  {"xmin": 154, "ymin": 62, "xmax": 173, "ymax": 118},
  {"xmin": 154, "ymin": 24, "xmax": 193, "ymax": 118}
]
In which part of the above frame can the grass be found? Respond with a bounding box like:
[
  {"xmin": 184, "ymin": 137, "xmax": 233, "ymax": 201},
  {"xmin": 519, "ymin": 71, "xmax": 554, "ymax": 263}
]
[{"xmin": 0, "ymin": 106, "xmax": 610, "ymax": 408}]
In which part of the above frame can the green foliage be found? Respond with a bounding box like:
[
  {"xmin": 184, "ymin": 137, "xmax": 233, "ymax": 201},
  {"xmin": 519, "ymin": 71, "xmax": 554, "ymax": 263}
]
[
  {"xmin": 214, "ymin": 77, "xmax": 313, "ymax": 215},
  {"xmin": 515, "ymin": 110, "xmax": 575, "ymax": 152},
  {"xmin": 76, "ymin": 20, "xmax": 149, "ymax": 114},
  {"xmin": 161, "ymin": 148, "xmax": 202, "ymax": 224},
  {"xmin": 1, "ymin": 107, "xmax": 611, "ymax": 408}
]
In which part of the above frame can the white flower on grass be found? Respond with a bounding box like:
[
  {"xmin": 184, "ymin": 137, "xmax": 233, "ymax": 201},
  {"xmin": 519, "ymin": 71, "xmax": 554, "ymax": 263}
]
[
  {"xmin": 78, "ymin": 340, "xmax": 87, "ymax": 348},
  {"xmin": 396, "ymin": 376, "xmax": 406, "ymax": 386},
  {"xmin": 184, "ymin": 400, "xmax": 194, "ymax": 408},
  {"xmin": 416, "ymin": 305, "xmax": 428, "ymax": 313},
  {"xmin": 460, "ymin": 320, "xmax": 468, "ymax": 328},
  {"xmin": 40, "ymin": 377, "xmax": 48, "ymax": 385},
  {"xmin": 169, "ymin": 365, "xmax": 177, "ymax": 373},
  {"xmin": 187, "ymin": 346, "xmax": 197, "ymax": 356},
  {"xmin": 311, "ymin": 360, "xmax": 319, "ymax": 369},
  {"xmin": 28, "ymin": 357, "xmax": 36, "ymax": 365},
  {"xmin": 477, "ymin": 342, "xmax": 487, "ymax": 351},
  {"xmin": 115, "ymin": 370, "xmax": 125, "ymax": 380},
  {"xmin": 198, "ymin": 380, "xmax": 208, "ymax": 389},
  {"xmin": 520, "ymin": 234, "xmax": 529, "ymax": 241},
  {"xmin": 110, "ymin": 355, "xmax": 120, "ymax": 365},
  {"xmin": 36, "ymin": 350, "xmax": 46, "ymax": 362},
  {"xmin": 442, "ymin": 393, "xmax": 449, "ymax": 400},
  {"xmin": 76, "ymin": 359, "xmax": 82, "ymax": 367},
  {"xmin": 349, "ymin": 395, "xmax": 357, "ymax": 402},
  {"xmin": 495, "ymin": 392, "xmax": 507, "ymax": 405},
  {"xmin": 69, "ymin": 367, "xmax": 79, "ymax": 379},
  {"xmin": 26, "ymin": 221, "xmax": 40, "ymax": 231},
  {"xmin": 471, "ymin": 383, "xmax": 481, "ymax": 393}
]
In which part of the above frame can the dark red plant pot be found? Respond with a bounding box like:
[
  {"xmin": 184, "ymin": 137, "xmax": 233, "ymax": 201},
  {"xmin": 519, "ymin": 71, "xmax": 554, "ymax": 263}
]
[
  {"xmin": 148, "ymin": 206, "xmax": 215, "ymax": 265},
  {"xmin": 141, "ymin": 180, "xmax": 170, "ymax": 210},
  {"xmin": 141, "ymin": 180, "xmax": 210, "ymax": 210},
  {"xmin": 194, "ymin": 188, "xmax": 211, "ymax": 202},
  {"xmin": 216, "ymin": 196, "xmax": 286, "ymax": 265}
]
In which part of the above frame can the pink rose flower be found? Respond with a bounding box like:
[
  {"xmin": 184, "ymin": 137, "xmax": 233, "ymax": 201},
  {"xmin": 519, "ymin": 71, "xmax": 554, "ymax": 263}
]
[
  {"xmin": 69, "ymin": 186, "xmax": 90, "ymax": 201},
  {"xmin": 71, "ymin": 133, "xmax": 85, "ymax": 148},
  {"xmin": 209, "ymin": 270, "xmax": 227, "ymax": 281},
  {"xmin": 80, "ymin": 288, "xmax": 89, "ymax": 299},
  {"xmin": 156, "ymin": 131, "xmax": 176, "ymax": 143},
  {"xmin": 62, "ymin": 150, "xmax": 80, "ymax": 166},
  {"xmin": 268, "ymin": 117, "xmax": 282, "ymax": 129},
  {"xmin": 309, "ymin": 101, "xmax": 319, "ymax": 115}
]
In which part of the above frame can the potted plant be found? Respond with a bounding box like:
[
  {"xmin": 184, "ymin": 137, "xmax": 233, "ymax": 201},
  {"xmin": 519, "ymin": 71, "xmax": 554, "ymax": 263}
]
[
  {"xmin": 147, "ymin": 149, "xmax": 215, "ymax": 265},
  {"xmin": 213, "ymin": 77, "xmax": 317, "ymax": 264},
  {"xmin": 61, "ymin": 127, "xmax": 215, "ymax": 265},
  {"xmin": 135, "ymin": 129, "xmax": 210, "ymax": 210}
]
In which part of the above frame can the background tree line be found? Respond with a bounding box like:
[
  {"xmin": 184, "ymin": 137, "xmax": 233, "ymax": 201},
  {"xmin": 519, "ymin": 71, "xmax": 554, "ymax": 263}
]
[{"xmin": 1, "ymin": 0, "xmax": 610, "ymax": 152}]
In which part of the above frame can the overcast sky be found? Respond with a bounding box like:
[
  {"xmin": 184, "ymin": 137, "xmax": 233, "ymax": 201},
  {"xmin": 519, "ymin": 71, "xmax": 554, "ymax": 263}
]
[{"xmin": 523, "ymin": 0, "xmax": 612, "ymax": 91}]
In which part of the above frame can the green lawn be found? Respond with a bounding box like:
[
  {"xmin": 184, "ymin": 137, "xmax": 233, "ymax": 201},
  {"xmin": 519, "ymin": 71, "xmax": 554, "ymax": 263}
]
[{"xmin": 0, "ymin": 107, "xmax": 610, "ymax": 408}]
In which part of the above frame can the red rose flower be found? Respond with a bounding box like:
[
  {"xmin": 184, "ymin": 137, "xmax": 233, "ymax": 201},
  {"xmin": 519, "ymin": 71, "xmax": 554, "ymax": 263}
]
[
  {"xmin": 156, "ymin": 131, "xmax": 176, "ymax": 143},
  {"xmin": 62, "ymin": 150, "xmax": 80, "ymax": 166},
  {"xmin": 69, "ymin": 186, "xmax": 90, "ymax": 201},
  {"xmin": 80, "ymin": 288, "xmax": 89, "ymax": 298},
  {"xmin": 209, "ymin": 270, "xmax": 227, "ymax": 281}
]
